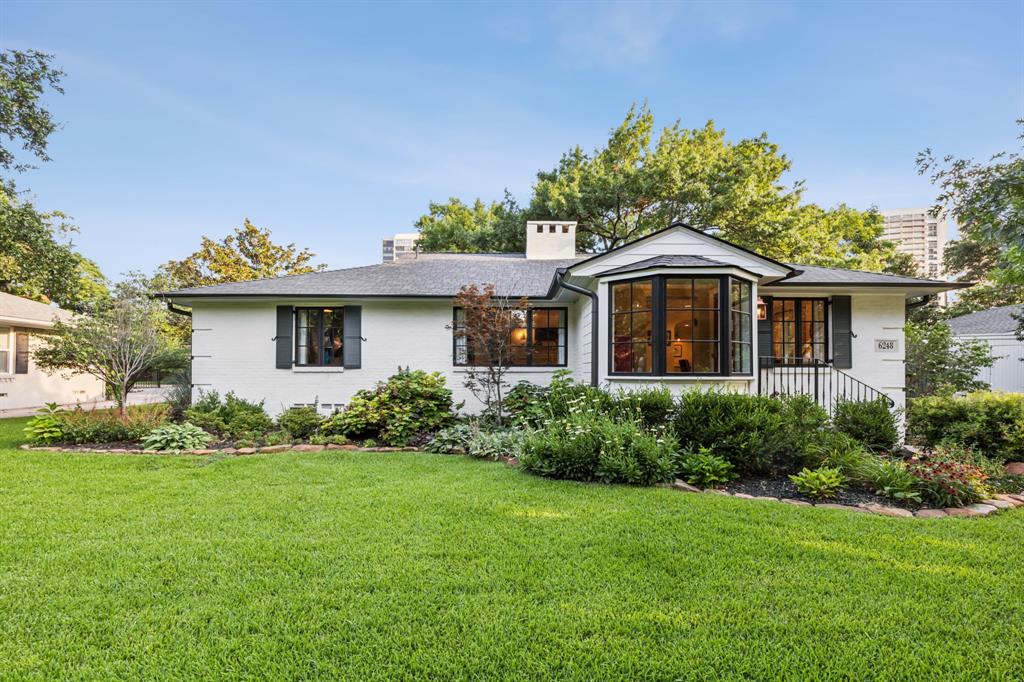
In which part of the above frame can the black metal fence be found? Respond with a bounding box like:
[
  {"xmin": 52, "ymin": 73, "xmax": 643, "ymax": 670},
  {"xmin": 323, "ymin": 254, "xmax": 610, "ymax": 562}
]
[
  {"xmin": 132, "ymin": 371, "xmax": 163, "ymax": 390},
  {"xmin": 757, "ymin": 356, "xmax": 894, "ymax": 417}
]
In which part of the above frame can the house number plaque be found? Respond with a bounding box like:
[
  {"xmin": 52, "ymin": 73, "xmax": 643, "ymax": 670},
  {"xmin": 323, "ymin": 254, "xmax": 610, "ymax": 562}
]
[{"xmin": 874, "ymin": 339, "xmax": 899, "ymax": 353}]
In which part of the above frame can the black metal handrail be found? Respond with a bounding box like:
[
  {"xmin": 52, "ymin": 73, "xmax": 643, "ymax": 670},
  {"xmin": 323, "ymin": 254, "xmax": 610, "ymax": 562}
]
[{"xmin": 757, "ymin": 356, "xmax": 895, "ymax": 417}]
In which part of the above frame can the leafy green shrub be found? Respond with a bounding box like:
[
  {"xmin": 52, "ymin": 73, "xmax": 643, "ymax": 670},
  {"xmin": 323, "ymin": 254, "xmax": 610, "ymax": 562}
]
[
  {"xmin": 467, "ymin": 428, "xmax": 525, "ymax": 461},
  {"xmin": 36, "ymin": 403, "xmax": 170, "ymax": 444},
  {"xmin": 906, "ymin": 453, "xmax": 990, "ymax": 508},
  {"xmin": 23, "ymin": 403, "xmax": 67, "ymax": 444},
  {"xmin": 362, "ymin": 438, "xmax": 378, "ymax": 448},
  {"xmin": 504, "ymin": 381, "xmax": 551, "ymax": 429},
  {"xmin": 833, "ymin": 398, "xmax": 900, "ymax": 452},
  {"xmin": 789, "ymin": 467, "xmax": 845, "ymax": 499},
  {"xmin": 276, "ymin": 406, "xmax": 323, "ymax": 440},
  {"xmin": 614, "ymin": 386, "xmax": 676, "ymax": 428},
  {"xmin": 520, "ymin": 411, "xmax": 676, "ymax": 485},
  {"xmin": 803, "ymin": 430, "xmax": 874, "ymax": 483},
  {"xmin": 863, "ymin": 457, "xmax": 922, "ymax": 504},
  {"xmin": 320, "ymin": 368, "xmax": 455, "ymax": 446},
  {"xmin": 225, "ymin": 411, "xmax": 274, "ymax": 439},
  {"xmin": 425, "ymin": 423, "xmax": 475, "ymax": 454},
  {"xmin": 672, "ymin": 390, "xmax": 827, "ymax": 475},
  {"xmin": 907, "ymin": 392, "xmax": 1024, "ymax": 462},
  {"xmin": 141, "ymin": 423, "xmax": 211, "ymax": 451},
  {"xmin": 677, "ymin": 447, "xmax": 737, "ymax": 488},
  {"xmin": 185, "ymin": 390, "xmax": 273, "ymax": 438},
  {"xmin": 264, "ymin": 430, "xmax": 293, "ymax": 446}
]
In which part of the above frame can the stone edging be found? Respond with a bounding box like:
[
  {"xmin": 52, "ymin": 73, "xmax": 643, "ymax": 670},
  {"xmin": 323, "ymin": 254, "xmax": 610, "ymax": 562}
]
[
  {"xmin": 19, "ymin": 443, "xmax": 422, "ymax": 455},
  {"xmin": 662, "ymin": 479, "xmax": 1024, "ymax": 518}
]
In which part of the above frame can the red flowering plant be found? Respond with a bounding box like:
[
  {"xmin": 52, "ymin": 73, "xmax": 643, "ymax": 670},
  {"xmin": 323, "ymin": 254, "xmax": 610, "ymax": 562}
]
[{"xmin": 906, "ymin": 449, "xmax": 990, "ymax": 508}]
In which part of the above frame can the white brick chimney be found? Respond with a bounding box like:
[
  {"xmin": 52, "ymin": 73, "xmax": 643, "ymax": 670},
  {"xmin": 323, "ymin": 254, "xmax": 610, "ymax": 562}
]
[{"xmin": 526, "ymin": 220, "xmax": 577, "ymax": 259}]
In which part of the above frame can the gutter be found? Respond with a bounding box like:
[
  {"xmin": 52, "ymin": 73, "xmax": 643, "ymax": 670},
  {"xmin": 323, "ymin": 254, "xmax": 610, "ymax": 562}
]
[
  {"xmin": 906, "ymin": 294, "xmax": 934, "ymax": 309},
  {"xmin": 555, "ymin": 270, "xmax": 598, "ymax": 387},
  {"xmin": 165, "ymin": 301, "xmax": 192, "ymax": 317}
]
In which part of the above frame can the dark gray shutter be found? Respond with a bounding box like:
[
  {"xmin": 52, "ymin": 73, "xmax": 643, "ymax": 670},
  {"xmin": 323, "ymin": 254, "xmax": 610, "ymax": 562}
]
[
  {"xmin": 832, "ymin": 295, "xmax": 852, "ymax": 369},
  {"xmin": 343, "ymin": 306, "xmax": 362, "ymax": 369},
  {"xmin": 275, "ymin": 306, "xmax": 293, "ymax": 369},
  {"xmin": 756, "ymin": 295, "xmax": 772, "ymax": 366},
  {"xmin": 14, "ymin": 332, "xmax": 28, "ymax": 374}
]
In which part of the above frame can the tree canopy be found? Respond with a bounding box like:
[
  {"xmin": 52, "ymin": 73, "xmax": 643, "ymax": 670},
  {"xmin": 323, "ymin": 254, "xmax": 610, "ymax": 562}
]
[
  {"xmin": 160, "ymin": 219, "xmax": 326, "ymax": 289},
  {"xmin": 0, "ymin": 50, "xmax": 64, "ymax": 172},
  {"xmin": 0, "ymin": 49, "xmax": 109, "ymax": 308},
  {"xmin": 918, "ymin": 125, "xmax": 1024, "ymax": 332},
  {"xmin": 413, "ymin": 104, "xmax": 906, "ymax": 272},
  {"xmin": 416, "ymin": 193, "xmax": 525, "ymax": 254}
]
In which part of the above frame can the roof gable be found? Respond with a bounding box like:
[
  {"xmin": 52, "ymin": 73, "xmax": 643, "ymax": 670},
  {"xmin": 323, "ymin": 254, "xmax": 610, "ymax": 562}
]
[{"xmin": 567, "ymin": 223, "xmax": 794, "ymax": 279}]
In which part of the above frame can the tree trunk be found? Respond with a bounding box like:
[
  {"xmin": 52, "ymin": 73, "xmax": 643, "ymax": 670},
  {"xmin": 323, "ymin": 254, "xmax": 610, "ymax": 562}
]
[{"xmin": 118, "ymin": 385, "xmax": 128, "ymax": 417}]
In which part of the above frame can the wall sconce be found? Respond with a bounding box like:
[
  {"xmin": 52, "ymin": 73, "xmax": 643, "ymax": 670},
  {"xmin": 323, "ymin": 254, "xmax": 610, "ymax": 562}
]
[
  {"xmin": 756, "ymin": 297, "xmax": 767, "ymax": 320},
  {"xmin": 512, "ymin": 328, "xmax": 528, "ymax": 343}
]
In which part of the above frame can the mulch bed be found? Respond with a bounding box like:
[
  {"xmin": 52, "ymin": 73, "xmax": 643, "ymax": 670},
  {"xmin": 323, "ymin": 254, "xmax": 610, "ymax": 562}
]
[{"xmin": 724, "ymin": 476, "xmax": 917, "ymax": 510}]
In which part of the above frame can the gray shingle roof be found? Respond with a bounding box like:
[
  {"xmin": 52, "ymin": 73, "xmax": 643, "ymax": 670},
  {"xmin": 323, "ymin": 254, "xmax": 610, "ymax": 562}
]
[
  {"xmin": 0, "ymin": 291, "xmax": 73, "ymax": 326},
  {"xmin": 774, "ymin": 263, "xmax": 966, "ymax": 288},
  {"xmin": 162, "ymin": 252, "xmax": 969, "ymax": 300},
  {"xmin": 598, "ymin": 255, "xmax": 729, "ymax": 277},
  {"xmin": 947, "ymin": 305, "xmax": 1024, "ymax": 336},
  {"xmin": 163, "ymin": 253, "xmax": 587, "ymax": 299}
]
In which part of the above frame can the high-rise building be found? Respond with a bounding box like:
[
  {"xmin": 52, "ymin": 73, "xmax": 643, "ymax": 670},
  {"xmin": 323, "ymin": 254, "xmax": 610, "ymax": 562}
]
[
  {"xmin": 381, "ymin": 232, "xmax": 420, "ymax": 262},
  {"xmin": 879, "ymin": 208, "xmax": 949, "ymax": 280}
]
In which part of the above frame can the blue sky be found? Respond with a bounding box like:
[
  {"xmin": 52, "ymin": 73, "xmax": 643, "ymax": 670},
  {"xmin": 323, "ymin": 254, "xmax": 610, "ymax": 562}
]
[{"xmin": 3, "ymin": 0, "xmax": 1022, "ymax": 280}]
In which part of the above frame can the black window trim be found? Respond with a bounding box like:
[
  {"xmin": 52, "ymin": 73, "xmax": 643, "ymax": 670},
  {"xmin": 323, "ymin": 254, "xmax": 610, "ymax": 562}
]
[
  {"xmin": 294, "ymin": 306, "xmax": 345, "ymax": 368},
  {"xmin": 452, "ymin": 306, "xmax": 569, "ymax": 368},
  {"xmin": 607, "ymin": 274, "xmax": 755, "ymax": 378},
  {"xmin": 767, "ymin": 296, "xmax": 831, "ymax": 366}
]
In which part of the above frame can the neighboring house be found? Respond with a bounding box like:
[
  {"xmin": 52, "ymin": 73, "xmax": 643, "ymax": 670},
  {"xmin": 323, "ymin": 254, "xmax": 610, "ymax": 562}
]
[
  {"xmin": 0, "ymin": 292, "xmax": 105, "ymax": 413},
  {"xmin": 163, "ymin": 222, "xmax": 967, "ymax": 417},
  {"xmin": 948, "ymin": 305, "xmax": 1024, "ymax": 393}
]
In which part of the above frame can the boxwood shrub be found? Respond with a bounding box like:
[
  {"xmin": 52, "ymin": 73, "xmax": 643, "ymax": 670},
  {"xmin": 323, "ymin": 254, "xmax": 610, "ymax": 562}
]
[{"xmin": 907, "ymin": 392, "xmax": 1024, "ymax": 462}]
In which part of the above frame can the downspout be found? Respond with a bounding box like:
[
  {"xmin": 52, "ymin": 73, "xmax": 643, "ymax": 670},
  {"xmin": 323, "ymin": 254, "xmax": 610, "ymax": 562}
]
[{"xmin": 555, "ymin": 270, "xmax": 599, "ymax": 387}]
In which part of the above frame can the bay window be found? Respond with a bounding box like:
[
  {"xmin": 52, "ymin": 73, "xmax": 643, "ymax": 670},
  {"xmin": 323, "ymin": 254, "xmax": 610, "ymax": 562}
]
[{"xmin": 610, "ymin": 275, "xmax": 754, "ymax": 376}]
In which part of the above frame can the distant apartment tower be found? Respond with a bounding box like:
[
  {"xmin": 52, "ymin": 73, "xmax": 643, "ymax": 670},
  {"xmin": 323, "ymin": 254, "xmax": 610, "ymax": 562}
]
[
  {"xmin": 382, "ymin": 232, "xmax": 420, "ymax": 262},
  {"xmin": 879, "ymin": 208, "xmax": 949, "ymax": 279}
]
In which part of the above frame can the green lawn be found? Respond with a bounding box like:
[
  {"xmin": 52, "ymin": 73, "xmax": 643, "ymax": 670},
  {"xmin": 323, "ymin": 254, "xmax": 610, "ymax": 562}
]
[{"xmin": 1, "ymin": 417, "xmax": 1022, "ymax": 681}]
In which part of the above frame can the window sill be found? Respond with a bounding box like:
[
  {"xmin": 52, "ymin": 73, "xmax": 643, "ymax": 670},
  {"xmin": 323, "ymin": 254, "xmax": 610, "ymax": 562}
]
[{"xmin": 292, "ymin": 366, "xmax": 345, "ymax": 373}]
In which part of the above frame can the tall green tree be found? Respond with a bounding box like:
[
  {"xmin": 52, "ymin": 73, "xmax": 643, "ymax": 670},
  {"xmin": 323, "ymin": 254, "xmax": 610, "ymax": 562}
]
[
  {"xmin": 0, "ymin": 49, "xmax": 108, "ymax": 308},
  {"xmin": 160, "ymin": 219, "xmax": 326, "ymax": 288},
  {"xmin": 0, "ymin": 49, "xmax": 64, "ymax": 172},
  {"xmin": 918, "ymin": 124, "xmax": 1024, "ymax": 333},
  {"xmin": 414, "ymin": 104, "xmax": 907, "ymax": 271},
  {"xmin": 416, "ymin": 192, "xmax": 526, "ymax": 254}
]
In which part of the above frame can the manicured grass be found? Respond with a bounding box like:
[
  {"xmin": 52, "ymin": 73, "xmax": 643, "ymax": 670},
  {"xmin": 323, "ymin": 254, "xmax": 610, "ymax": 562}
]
[{"xmin": 1, "ymin": 417, "xmax": 1022, "ymax": 680}]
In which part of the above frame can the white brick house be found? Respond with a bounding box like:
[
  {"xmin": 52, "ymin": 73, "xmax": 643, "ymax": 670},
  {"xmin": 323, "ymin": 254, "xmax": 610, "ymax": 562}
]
[{"xmin": 163, "ymin": 222, "xmax": 967, "ymax": 417}]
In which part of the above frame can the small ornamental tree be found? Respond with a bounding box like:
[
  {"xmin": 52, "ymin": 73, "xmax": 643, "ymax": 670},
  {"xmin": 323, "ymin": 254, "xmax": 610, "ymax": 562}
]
[
  {"xmin": 905, "ymin": 321, "xmax": 994, "ymax": 398},
  {"xmin": 450, "ymin": 283, "xmax": 530, "ymax": 426},
  {"xmin": 34, "ymin": 295, "xmax": 172, "ymax": 415}
]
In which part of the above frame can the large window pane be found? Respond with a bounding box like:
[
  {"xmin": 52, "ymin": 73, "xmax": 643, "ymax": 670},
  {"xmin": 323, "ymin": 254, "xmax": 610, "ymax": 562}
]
[
  {"xmin": 693, "ymin": 342, "xmax": 718, "ymax": 373},
  {"xmin": 610, "ymin": 281, "xmax": 652, "ymax": 373},
  {"xmin": 693, "ymin": 279, "xmax": 719, "ymax": 308},
  {"xmin": 769, "ymin": 298, "xmax": 829, "ymax": 365},
  {"xmin": 295, "ymin": 308, "xmax": 344, "ymax": 367},
  {"xmin": 666, "ymin": 280, "xmax": 693, "ymax": 308},
  {"xmin": 692, "ymin": 311, "xmax": 717, "ymax": 341},
  {"xmin": 729, "ymin": 280, "xmax": 752, "ymax": 373},
  {"xmin": 666, "ymin": 341, "xmax": 692, "ymax": 373}
]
